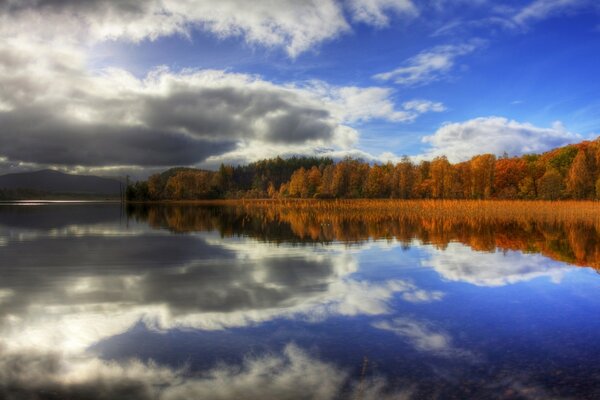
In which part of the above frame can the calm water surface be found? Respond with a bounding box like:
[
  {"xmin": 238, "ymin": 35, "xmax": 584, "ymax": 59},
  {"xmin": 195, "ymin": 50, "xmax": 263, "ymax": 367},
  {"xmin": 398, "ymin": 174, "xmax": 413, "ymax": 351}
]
[{"xmin": 1, "ymin": 203, "xmax": 599, "ymax": 399}]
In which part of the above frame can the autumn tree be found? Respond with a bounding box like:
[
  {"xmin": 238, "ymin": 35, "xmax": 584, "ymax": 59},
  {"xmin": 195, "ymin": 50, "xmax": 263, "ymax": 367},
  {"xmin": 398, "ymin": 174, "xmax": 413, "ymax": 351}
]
[
  {"xmin": 306, "ymin": 166, "xmax": 321, "ymax": 197},
  {"xmin": 318, "ymin": 164, "xmax": 335, "ymax": 198},
  {"xmin": 332, "ymin": 162, "xmax": 349, "ymax": 198},
  {"xmin": 288, "ymin": 167, "xmax": 308, "ymax": 198},
  {"xmin": 518, "ymin": 176, "xmax": 536, "ymax": 199},
  {"xmin": 494, "ymin": 158, "xmax": 527, "ymax": 199},
  {"xmin": 278, "ymin": 182, "xmax": 289, "ymax": 197},
  {"xmin": 348, "ymin": 161, "xmax": 369, "ymax": 198},
  {"xmin": 538, "ymin": 168, "xmax": 563, "ymax": 200},
  {"xmin": 412, "ymin": 161, "xmax": 432, "ymax": 198},
  {"xmin": 147, "ymin": 173, "xmax": 163, "ymax": 200},
  {"xmin": 216, "ymin": 164, "xmax": 234, "ymax": 195},
  {"xmin": 470, "ymin": 154, "xmax": 495, "ymax": 199},
  {"xmin": 430, "ymin": 156, "xmax": 453, "ymax": 199},
  {"xmin": 517, "ymin": 154, "xmax": 545, "ymax": 199},
  {"xmin": 567, "ymin": 149, "xmax": 594, "ymax": 199},
  {"xmin": 364, "ymin": 164, "xmax": 389, "ymax": 198},
  {"xmin": 454, "ymin": 162, "xmax": 471, "ymax": 199},
  {"xmin": 548, "ymin": 145, "xmax": 578, "ymax": 176},
  {"xmin": 394, "ymin": 156, "xmax": 415, "ymax": 199},
  {"xmin": 267, "ymin": 182, "xmax": 277, "ymax": 198}
]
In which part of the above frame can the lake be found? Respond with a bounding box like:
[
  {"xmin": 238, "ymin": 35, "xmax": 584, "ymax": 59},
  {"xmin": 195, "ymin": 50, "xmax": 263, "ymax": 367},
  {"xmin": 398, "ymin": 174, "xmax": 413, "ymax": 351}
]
[{"xmin": 1, "ymin": 202, "xmax": 599, "ymax": 399}]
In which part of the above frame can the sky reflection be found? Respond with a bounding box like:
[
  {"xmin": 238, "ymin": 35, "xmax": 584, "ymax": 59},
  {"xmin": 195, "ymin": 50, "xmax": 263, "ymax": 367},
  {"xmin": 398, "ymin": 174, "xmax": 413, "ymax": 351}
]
[{"xmin": 1, "ymin": 204, "xmax": 599, "ymax": 399}]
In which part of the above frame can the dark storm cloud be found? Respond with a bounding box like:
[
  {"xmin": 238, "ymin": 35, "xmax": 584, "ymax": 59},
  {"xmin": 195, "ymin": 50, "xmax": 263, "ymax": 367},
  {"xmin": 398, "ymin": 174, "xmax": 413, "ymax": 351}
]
[
  {"xmin": 0, "ymin": 38, "xmax": 341, "ymax": 167},
  {"xmin": 262, "ymin": 107, "xmax": 333, "ymax": 143},
  {"xmin": 141, "ymin": 87, "xmax": 336, "ymax": 144},
  {"xmin": 0, "ymin": 110, "xmax": 235, "ymax": 166},
  {"xmin": 0, "ymin": 87, "xmax": 336, "ymax": 166},
  {"xmin": 0, "ymin": 0, "xmax": 146, "ymax": 11},
  {"xmin": 0, "ymin": 0, "xmax": 154, "ymax": 21}
]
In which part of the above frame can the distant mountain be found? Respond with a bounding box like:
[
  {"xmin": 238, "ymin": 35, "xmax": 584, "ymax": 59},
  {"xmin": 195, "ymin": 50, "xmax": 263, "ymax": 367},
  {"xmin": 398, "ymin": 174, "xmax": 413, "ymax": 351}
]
[{"xmin": 0, "ymin": 169, "xmax": 122, "ymax": 197}]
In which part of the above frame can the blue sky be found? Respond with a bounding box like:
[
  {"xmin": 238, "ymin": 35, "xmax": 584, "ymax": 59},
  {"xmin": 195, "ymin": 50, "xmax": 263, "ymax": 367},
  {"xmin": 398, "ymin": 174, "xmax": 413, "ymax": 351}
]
[{"xmin": 0, "ymin": 0, "xmax": 599, "ymax": 176}]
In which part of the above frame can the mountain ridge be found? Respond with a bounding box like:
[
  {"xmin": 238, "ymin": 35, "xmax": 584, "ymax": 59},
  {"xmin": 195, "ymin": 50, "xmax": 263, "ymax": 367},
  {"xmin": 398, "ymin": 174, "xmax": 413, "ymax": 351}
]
[{"xmin": 0, "ymin": 169, "xmax": 122, "ymax": 197}]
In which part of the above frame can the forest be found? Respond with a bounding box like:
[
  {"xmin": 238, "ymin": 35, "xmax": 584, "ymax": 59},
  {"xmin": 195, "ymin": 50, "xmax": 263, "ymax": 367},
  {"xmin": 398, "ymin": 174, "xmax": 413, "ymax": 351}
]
[{"xmin": 127, "ymin": 138, "xmax": 600, "ymax": 201}]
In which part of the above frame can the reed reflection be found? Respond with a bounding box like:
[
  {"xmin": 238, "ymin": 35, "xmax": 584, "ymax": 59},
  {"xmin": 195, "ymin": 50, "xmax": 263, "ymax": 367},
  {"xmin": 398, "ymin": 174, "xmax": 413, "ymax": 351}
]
[{"xmin": 128, "ymin": 203, "xmax": 600, "ymax": 270}]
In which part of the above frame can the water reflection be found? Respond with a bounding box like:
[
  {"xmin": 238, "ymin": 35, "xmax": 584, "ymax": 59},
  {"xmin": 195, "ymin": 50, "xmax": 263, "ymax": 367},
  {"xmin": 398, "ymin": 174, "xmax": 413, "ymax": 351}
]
[
  {"xmin": 129, "ymin": 204, "xmax": 600, "ymax": 270},
  {"xmin": 1, "ymin": 203, "xmax": 599, "ymax": 399},
  {"xmin": 421, "ymin": 244, "xmax": 570, "ymax": 286}
]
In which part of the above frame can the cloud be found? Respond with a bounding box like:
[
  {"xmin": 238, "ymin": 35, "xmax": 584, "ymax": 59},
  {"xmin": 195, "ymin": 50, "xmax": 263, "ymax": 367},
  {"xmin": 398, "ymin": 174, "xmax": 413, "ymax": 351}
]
[
  {"xmin": 306, "ymin": 82, "xmax": 446, "ymax": 123},
  {"xmin": 200, "ymin": 145, "xmax": 395, "ymax": 170},
  {"xmin": 0, "ymin": 38, "xmax": 437, "ymax": 170},
  {"xmin": 401, "ymin": 289, "xmax": 445, "ymax": 303},
  {"xmin": 435, "ymin": 0, "xmax": 596, "ymax": 35},
  {"xmin": 0, "ymin": 0, "xmax": 447, "ymax": 173},
  {"xmin": 0, "ymin": 0, "xmax": 348, "ymax": 57},
  {"xmin": 373, "ymin": 40, "xmax": 483, "ymax": 86},
  {"xmin": 512, "ymin": 0, "xmax": 589, "ymax": 27},
  {"xmin": 347, "ymin": 0, "xmax": 417, "ymax": 27},
  {"xmin": 428, "ymin": 0, "xmax": 489, "ymax": 12},
  {"xmin": 421, "ymin": 116, "xmax": 581, "ymax": 162},
  {"xmin": 402, "ymin": 99, "xmax": 446, "ymax": 114},
  {"xmin": 0, "ymin": 208, "xmax": 428, "ymax": 399},
  {"xmin": 0, "ymin": 41, "xmax": 330, "ymax": 166},
  {"xmin": 373, "ymin": 317, "xmax": 472, "ymax": 358},
  {"xmin": 198, "ymin": 92, "xmax": 445, "ymax": 167},
  {"xmin": 0, "ymin": 211, "xmax": 446, "ymax": 353},
  {"xmin": 0, "ymin": 343, "xmax": 408, "ymax": 400},
  {"xmin": 0, "ymin": 345, "xmax": 332, "ymax": 400},
  {"xmin": 421, "ymin": 243, "xmax": 570, "ymax": 287},
  {"xmin": 0, "ymin": 0, "xmax": 421, "ymax": 57}
]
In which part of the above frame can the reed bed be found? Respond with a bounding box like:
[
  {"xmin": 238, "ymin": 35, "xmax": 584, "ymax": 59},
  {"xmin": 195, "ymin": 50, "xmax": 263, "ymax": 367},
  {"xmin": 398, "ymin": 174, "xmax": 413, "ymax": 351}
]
[{"xmin": 156, "ymin": 199, "xmax": 600, "ymax": 225}]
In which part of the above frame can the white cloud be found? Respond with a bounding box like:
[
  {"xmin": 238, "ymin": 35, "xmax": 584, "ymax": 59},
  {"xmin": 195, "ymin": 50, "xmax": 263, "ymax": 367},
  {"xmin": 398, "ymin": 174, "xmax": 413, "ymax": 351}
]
[
  {"xmin": 1, "ymin": 1, "xmax": 348, "ymax": 57},
  {"xmin": 306, "ymin": 82, "xmax": 446, "ymax": 123},
  {"xmin": 0, "ymin": 343, "xmax": 409, "ymax": 400},
  {"xmin": 402, "ymin": 99, "xmax": 446, "ymax": 113},
  {"xmin": 513, "ymin": 0, "xmax": 588, "ymax": 27},
  {"xmin": 347, "ymin": 0, "xmax": 418, "ymax": 26},
  {"xmin": 401, "ymin": 289, "xmax": 445, "ymax": 303},
  {"xmin": 0, "ymin": 0, "xmax": 421, "ymax": 58},
  {"xmin": 429, "ymin": 0, "xmax": 489, "ymax": 11},
  {"xmin": 421, "ymin": 243, "xmax": 571, "ymax": 287},
  {"xmin": 421, "ymin": 116, "xmax": 581, "ymax": 162},
  {"xmin": 428, "ymin": 0, "xmax": 593, "ymax": 34},
  {"xmin": 373, "ymin": 40, "xmax": 484, "ymax": 86},
  {"xmin": 373, "ymin": 317, "xmax": 472, "ymax": 358},
  {"xmin": 441, "ymin": 0, "xmax": 595, "ymax": 34}
]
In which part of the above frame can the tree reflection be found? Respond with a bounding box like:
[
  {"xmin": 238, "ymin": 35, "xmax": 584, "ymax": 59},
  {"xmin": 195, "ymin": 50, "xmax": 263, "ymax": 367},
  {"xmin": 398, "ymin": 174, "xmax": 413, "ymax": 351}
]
[{"xmin": 128, "ymin": 204, "xmax": 600, "ymax": 270}]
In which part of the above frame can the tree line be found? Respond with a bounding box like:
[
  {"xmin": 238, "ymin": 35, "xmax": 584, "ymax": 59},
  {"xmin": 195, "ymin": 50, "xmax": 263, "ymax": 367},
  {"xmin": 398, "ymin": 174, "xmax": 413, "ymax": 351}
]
[{"xmin": 127, "ymin": 138, "xmax": 600, "ymax": 201}]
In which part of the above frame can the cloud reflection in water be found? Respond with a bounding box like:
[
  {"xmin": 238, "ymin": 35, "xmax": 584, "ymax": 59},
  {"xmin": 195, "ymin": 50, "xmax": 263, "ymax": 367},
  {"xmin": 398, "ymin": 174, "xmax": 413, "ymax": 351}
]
[{"xmin": 0, "ymin": 204, "xmax": 595, "ymax": 399}]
